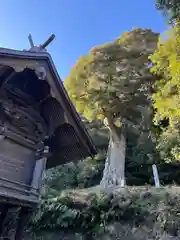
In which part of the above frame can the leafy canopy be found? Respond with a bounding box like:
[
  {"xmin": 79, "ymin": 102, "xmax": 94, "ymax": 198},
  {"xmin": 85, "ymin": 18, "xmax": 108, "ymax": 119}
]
[
  {"xmin": 150, "ymin": 24, "xmax": 180, "ymax": 161},
  {"xmin": 150, "ymin": 25, "xmax": 180, "ymax": 127},
  {"xmin": 65, "ymin": 28, "xmax": 159, "ymax": 128},
  {"xmin": 155, "ymin": 0, "xmax": 180, "ymax": 23}
]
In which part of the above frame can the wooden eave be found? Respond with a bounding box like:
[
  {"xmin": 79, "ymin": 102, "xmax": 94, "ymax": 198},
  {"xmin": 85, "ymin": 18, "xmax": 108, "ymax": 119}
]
[{"xmin": 0, "ymin": 48, "xmax": 97, "ymax": 167}]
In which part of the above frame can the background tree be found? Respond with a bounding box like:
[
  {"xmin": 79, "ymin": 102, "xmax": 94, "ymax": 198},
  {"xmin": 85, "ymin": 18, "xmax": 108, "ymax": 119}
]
[
  {"xmin": 65, "ymin": 28, "xmax": 159, "ymax": 188},
  {"xmin": 150, "ymin": 24, "xmax": 180, "ymax": 162},
  {"xmin": 155, "ymin": 0, "xmax": 180, "ymax": 23}
]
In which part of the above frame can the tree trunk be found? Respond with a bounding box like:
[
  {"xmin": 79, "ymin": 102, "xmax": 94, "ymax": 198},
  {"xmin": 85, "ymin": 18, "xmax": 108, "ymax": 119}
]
[{"xmin": 100, "ymin": 128, "xmax": 126, "ymax": 188}]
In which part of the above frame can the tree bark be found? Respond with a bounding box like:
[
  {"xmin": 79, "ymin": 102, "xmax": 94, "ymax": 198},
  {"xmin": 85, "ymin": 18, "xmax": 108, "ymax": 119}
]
[{"xmin": 100, "ymin": 122, "xmax": 126, "ymax": 188}]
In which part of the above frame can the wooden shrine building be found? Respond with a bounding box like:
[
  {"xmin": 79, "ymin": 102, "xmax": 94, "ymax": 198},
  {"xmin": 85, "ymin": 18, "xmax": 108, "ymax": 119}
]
[{"xmin": 0, "ymin": 35, "xmax": 96, "ymax": 239}]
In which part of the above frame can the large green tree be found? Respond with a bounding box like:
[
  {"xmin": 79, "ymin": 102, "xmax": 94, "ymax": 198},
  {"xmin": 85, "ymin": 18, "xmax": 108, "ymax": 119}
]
[{"xmin": 65, "ymin": 28, "xmax": 159, "ymax": 188}]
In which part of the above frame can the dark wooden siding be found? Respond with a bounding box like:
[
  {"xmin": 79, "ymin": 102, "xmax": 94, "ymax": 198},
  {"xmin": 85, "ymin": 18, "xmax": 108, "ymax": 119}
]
[{"xmin": 0, "ymin": 138, "xmax": 35, "ymax": 185}]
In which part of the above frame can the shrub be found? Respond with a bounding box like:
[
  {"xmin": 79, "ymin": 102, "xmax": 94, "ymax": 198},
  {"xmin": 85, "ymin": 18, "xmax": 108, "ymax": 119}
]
[{"xmin": 30, "ymin": 187, "xmax": 180, "ymax": 237}]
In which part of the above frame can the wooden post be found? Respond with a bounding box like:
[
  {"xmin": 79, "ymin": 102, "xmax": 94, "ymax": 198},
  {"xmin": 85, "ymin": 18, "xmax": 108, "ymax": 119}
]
[
  {"xmin": 13, "ymin": 147, "xmax": 49, "ymax": 240},
  {"xmin": 0, "ymin": 205, "xmax": 21, "ymax": 239},
  {"xmin": 15, "ymin": 207, "xmax": 33, "ymax": 240},
  {"xmin": 28, "ymin": 34, "xmax": 34, "ymax": 48},
  {"xmin": 40, "ymin": 34, "xmax": 55, "ymax": 49},
  {"xmin": 31, "ymin": 146, "xmax": 49, "ymax": 193},
  {"xmin": 28, "ymin": 34, "xmax": 55, "ymax": 52},
  {"xmin": 31, "ymin": 157, "xmax": 47, "ymax": 193},
  {"xmin": 152, "ymin": 164, "xmax": 160, "ymax": 188}
]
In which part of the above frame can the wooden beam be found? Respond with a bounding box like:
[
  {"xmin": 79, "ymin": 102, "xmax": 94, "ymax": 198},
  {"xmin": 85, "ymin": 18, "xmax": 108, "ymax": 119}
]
[
  {"xmin": 28, "ymin": 34, "xmax": 34, "ymax": 48},
  {"xmin": 40, "ymin": 34, "xmax": 55, "ymax": 49}
]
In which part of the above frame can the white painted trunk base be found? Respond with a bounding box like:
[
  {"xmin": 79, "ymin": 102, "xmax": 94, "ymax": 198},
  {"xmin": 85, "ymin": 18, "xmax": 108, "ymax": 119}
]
[{"xmin": 100, "ymin": 133, "xmax": 126, "ymax": 188}]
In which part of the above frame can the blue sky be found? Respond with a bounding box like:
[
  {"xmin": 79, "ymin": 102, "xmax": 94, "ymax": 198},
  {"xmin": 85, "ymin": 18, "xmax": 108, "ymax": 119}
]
[{"xmin": 0, "ymin": 0, "xmax": 167, "ymax": 80}]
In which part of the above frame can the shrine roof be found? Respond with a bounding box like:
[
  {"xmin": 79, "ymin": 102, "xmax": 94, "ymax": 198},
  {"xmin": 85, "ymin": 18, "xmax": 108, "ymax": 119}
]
[{"xmin": 0, "ymin": 47, "xmax": 97, "ymax": 168}]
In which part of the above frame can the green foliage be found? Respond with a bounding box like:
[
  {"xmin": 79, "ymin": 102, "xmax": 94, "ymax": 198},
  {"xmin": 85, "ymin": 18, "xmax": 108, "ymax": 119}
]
[
  {"xmin": 29, "ymin": 7, "xmax": 180, "ymax": 239},
  {"xmin": 43, "ymin": 107, "xmax": 180, "ymax": 196},
  {"xmin": 43, "ymin": 115, "xmax": 180, "ymax": 194},
  {"xmin": 43, "ymin": 152, "xmax": 105, "ymax": 195},
  {"xmin": 31, "ymin": 187, "xmax": 180, "ymax": 237},
  {"xmin": 65, "ymin": 28, "xmax": 158, "ymax": 131},
  {"xmin": 85, "ymin": 119, "xmax": 109, "ymax": 150},
  {"xmin": 150, "ymin": 24, "xmax": 180, "ymax": 162},
  {"xmin": 44, "ymin": 163, "xmax": 79, "ymax": 192},
  {"xmin": 155, "ymin": 0, "xmax": 180, "ymax": 23},
  {"xmin": 40, "ymin": 23, "xmax": 180, "ymax": 239},
  {"xmin": 64, "ymin": 30, "xmax": 160, "ymax": 188},
  {"xmin": 150, "ymin": 25, "xmax": 180, "ymax": 125},
  {"xmin": 76, "ymin": 154, "xmax": 105, "ymax": 188}
]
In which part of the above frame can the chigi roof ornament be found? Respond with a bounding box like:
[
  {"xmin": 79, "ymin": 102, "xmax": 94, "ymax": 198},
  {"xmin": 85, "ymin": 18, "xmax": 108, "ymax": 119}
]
[
  {"xmin": 28, "ymin": 33, "xmax": 55, "ymax": 52},
  {"xmin": 0, "ymin": 34, "xmax": 96, "ymax": 239},
  {"xmin": 27, "ymin": 34, "xmax": 56, "ymax": 80}
]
